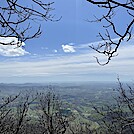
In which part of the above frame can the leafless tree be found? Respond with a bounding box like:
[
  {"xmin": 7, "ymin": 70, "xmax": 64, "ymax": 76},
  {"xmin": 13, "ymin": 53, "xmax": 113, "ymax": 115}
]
[
  {"xmin": 0, "ymin": 91, "xmax": 36, "ymax": 134},
  {"xmin": 93, "ymin": 78, "xmax": 134, "ymax": 133},
  {"xmin": 0, "ymin": 89, "xmax": 72, "ymax": 134},
  {"xmin": 0, "ymin": 93, "xmax": 20, "ymax": 133},
  {"xmin": 36, "ymin": 91, "xmax": 70, "ymax": 134},
  {"xmin": 87, "ymin": 0, "xmax": 134, "ymax": 65},
  {"xmin": 0, "ymin": 0, "xmax": 57, "ymax": 46},
  {"xmin": 13, "ymin": 92, "xmax": 36, "ymax": 134}
]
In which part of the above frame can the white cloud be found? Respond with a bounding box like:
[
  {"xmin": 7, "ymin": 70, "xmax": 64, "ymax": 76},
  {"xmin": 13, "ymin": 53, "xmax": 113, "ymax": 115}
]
[
  {"xmin": 0, "ymin": 37, "xmax": 29, "ymax": 56},
  {"xmin": 0, "ymin": 44, "xmax": 134, "ymax": 77},
  {"xmin": 54, "ymin": 49, "xmax": 58, "ymax": 53},
  {"xmin": 76, "ymin": 36, "xmax": 134, "ymax": 50},
  {"xmin": 0, "ymin": 37, "xmax": 134, "ymax": 83},
  {"xmin": 62, "ymin": 44, "xmax": 76, "ymax": 53}
]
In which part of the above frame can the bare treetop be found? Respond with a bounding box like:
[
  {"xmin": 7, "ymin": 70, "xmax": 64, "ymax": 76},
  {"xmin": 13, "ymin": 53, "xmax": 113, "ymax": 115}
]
[
  {"xmin": 0, "ymin": 0, "xmax": 57, "ymax": 46},
  {"xmin": 87, "ymin": 0, "xmax": 134, "ymax": 65}
]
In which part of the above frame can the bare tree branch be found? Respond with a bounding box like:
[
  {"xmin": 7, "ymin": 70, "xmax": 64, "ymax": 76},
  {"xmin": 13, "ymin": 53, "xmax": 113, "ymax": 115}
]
[
  {"xmin": 0, "ymin": 0, "xmax": 59, "ymax": 46},
  {"xmin": 87, "ymin": 0, "xmax": 134, "ymax": 65},
  {"xmin": 93, "ymin": 78, "xmax": 134, "ymax": 133}
]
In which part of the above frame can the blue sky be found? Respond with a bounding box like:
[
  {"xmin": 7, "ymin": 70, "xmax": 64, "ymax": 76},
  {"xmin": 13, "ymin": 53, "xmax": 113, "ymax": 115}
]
[{"xmin": 0, "ymin": 0, "xmax": 134, "ymax": 83}]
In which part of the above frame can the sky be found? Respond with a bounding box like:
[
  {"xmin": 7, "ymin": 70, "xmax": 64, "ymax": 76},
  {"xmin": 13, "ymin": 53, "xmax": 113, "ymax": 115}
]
[{"xmin": 0, "ymin": 0, "xmax": 134, "ymax": 83}]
